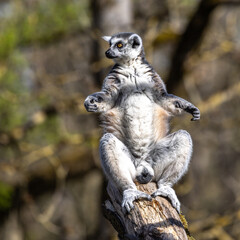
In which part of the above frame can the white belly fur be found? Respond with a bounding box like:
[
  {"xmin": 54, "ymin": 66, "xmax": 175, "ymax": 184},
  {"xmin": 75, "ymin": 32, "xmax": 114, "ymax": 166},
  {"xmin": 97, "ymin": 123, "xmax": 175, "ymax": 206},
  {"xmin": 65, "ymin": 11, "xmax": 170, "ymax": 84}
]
[{"xmin": 122, "ymin": 93, "xmax": 154, "ymax": 157}]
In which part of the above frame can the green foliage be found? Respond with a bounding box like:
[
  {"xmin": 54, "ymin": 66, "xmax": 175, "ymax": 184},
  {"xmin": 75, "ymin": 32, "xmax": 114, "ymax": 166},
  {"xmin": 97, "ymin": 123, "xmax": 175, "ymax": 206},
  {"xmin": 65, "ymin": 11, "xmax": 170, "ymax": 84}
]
[
  {"xmin": 0, "ymin": 52, "xmax": 29, "ymax": 131},
  {"xmin": 26, "ymin": 116, "xmax": 62, "ymax": 146},
  {"xmin": 0, "ymin": 181, "xmax": 14, "ymax": 210},
  {"xmin": 0, "ymin": 25, "xmax": 18, "ymax": 59},
  {"xmin": 0, "ymin": 0, "xmax": 90, "ymax": 59},
  {"xmin": 0, "ymin": 0, "xmax": 91, "ymax": 165},
  {"xmin": 180, "ymin": 213, "xmax": 195, "ymax": 240},
  {"xmin": 0, "ymin": 0, "xmax": 90, "ymax": 132}
]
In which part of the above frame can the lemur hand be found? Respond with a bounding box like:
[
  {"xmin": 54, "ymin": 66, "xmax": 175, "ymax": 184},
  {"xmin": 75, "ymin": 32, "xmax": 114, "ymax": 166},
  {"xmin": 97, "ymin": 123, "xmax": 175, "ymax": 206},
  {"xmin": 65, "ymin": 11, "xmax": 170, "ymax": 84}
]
[
  {"xmin": 175, "ymin": 101, "xmax": 200, "ymax": 121},
  {"xmin": 84, "ymin": 93, "xmax": 104, "ymax": 112},
  {"xmin": 187, "ymin": 105, "xmax": 200, "ymax": 121}
]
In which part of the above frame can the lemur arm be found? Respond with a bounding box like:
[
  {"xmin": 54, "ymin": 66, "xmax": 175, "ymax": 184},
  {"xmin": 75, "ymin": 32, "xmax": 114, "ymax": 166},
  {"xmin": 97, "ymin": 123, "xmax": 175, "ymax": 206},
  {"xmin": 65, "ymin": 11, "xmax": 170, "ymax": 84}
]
[
  {"xmin": 152, "ymin": 72, "xmax": 200, "ymax": 121},
  {"xmin": 84, "ymin": 74, "xmax": 120, "ymax": 113}
]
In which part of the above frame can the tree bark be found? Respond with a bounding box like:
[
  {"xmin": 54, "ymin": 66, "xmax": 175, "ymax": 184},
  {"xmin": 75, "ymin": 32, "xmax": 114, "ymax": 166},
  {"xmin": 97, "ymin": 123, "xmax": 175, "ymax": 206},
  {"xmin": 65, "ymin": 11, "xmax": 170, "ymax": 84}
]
[{"xmin": 103, "ymin": 182, "xmax": 189, "ymax": 240}]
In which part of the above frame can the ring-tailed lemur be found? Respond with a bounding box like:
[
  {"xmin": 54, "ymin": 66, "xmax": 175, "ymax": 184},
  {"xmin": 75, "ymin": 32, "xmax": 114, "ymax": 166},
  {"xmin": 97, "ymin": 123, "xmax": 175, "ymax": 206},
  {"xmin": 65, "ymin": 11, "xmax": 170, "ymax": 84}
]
[{"xmin": 84, "ymin": 32, "xmax": 200, "ymax": 213}]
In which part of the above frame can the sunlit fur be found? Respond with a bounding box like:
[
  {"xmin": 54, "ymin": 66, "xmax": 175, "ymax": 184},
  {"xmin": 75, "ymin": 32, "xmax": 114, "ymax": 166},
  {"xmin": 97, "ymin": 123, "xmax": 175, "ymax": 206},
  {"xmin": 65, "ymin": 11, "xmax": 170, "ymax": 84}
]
[{"xmin": 84, "ymin": 32, "xmax": 200, "ymax": 213}]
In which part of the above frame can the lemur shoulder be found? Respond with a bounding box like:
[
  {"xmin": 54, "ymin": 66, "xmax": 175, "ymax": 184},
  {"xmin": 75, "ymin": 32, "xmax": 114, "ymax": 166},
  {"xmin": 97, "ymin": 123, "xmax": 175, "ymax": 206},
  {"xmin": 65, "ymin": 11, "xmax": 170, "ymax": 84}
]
[{"xmin": 84, "ymin": 32, "xmax": 200, "ymax": 213}]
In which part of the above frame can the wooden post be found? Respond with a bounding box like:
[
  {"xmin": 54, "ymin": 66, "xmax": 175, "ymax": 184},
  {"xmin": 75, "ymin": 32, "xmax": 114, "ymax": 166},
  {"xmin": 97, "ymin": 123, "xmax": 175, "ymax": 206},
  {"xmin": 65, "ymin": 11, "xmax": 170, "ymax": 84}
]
[{"xmin": 103, "ymin": 182, "xmax": 189, "ymax": 240}]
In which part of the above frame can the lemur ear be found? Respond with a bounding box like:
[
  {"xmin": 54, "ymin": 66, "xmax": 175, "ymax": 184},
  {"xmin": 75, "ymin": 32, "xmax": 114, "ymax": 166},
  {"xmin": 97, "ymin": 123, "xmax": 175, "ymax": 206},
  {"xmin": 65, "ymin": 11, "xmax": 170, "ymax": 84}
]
[
  {"xmin": 102, "ymin": 36, "xmax": 111, "ymax": 42},
  {"xmin": 129, "ymin": 34, "xmax": 142, "ymax": 48}
]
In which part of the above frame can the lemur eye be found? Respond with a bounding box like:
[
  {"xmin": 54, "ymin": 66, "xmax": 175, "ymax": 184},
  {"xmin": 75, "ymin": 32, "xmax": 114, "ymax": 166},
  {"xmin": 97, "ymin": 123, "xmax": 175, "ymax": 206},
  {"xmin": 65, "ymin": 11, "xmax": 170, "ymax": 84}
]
[{"xmin": 117, "ymin": 43, "xmax": 123, "ymax": 48}]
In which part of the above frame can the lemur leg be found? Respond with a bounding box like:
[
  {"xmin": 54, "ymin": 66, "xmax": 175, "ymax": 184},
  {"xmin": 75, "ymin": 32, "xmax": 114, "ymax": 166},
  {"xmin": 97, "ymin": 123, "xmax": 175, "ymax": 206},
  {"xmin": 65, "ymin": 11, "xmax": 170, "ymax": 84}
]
[
  {"xmin": 151, "ymin": 130, "xmax": 192, "ymax": 213},
  {"xmin": 100, "ymin": 133, "xmax": 152, "ymax": 212}
]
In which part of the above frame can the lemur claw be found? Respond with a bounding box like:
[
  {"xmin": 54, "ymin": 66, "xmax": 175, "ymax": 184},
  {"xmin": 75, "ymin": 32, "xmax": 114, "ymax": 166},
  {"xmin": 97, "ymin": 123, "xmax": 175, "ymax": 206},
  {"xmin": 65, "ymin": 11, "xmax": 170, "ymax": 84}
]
[{"xmin": 122, "ymin": 189, "xmax": 152, "ymax": 213}]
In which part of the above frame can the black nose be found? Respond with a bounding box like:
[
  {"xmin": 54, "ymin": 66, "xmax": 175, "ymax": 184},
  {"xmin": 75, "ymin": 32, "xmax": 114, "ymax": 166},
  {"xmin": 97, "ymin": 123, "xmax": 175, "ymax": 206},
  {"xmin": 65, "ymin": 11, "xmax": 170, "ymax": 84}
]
[
  {"xmin": 105, "ymin": 49, "xmax": 111, "ymax": 58},
  {"xmin": 105, "ymin": 49, "xmax": 116, "ymax": 59}
]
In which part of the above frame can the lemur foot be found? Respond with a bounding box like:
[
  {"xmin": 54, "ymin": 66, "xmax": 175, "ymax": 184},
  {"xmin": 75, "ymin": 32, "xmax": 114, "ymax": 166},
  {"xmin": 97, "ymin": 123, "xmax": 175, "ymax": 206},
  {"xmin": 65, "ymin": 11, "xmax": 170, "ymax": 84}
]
[
  {"xmin": 152, "ymin": 185, "xmax": 180, "ymax": 213},
  {"xmin": 122, "ymin": 189, "xmax": 152, "ymax": 213}
]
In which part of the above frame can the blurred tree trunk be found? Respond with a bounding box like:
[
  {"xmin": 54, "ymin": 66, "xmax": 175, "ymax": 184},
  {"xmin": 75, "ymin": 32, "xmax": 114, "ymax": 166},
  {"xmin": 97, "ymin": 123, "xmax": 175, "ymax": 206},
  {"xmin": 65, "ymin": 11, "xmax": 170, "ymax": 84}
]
[
  {"xmin": 91, "ymin": 0, "xmax": 133, "ymax": 87},
  {"xmin": 103, "ymin": 182, "xmax": 189, "ymax": 240},
  {"xmin": 167, "ymin": 0, "xmax": 240, "ymax": 93},
  {"xmin": 91, "ymin": 0, "xmax": 133, "ymax": 35}
]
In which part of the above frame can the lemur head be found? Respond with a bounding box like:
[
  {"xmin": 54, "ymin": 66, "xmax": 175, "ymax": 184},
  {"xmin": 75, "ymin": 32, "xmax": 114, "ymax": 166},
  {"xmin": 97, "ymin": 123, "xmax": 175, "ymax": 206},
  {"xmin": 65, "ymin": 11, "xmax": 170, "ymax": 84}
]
[{"xmin": 102, "ymin": 32, "xmax": 145, "ymax": 64}]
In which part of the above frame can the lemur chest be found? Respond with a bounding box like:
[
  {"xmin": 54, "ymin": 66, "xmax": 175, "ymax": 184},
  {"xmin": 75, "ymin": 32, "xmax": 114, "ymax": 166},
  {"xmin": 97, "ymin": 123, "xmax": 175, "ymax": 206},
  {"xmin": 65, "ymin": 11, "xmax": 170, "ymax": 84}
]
[
  {"xmin": 117, "ymin": 67, "xmax": 154, "ymax": 136},
  {"xmin": 112, "ymin": 64, "xmax": 153, "ymax": 110},
  {"xmin": 122, "ymin": 66, "xmax": 153, "ymax": 92}
]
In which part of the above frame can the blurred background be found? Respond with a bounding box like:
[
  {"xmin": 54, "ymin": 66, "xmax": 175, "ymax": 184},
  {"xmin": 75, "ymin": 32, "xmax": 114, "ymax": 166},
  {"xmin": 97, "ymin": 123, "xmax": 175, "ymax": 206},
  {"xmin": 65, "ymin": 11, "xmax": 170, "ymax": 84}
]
[{"xmin": 0, "ymin": 0, "xmax": 240, "ymax": 239}]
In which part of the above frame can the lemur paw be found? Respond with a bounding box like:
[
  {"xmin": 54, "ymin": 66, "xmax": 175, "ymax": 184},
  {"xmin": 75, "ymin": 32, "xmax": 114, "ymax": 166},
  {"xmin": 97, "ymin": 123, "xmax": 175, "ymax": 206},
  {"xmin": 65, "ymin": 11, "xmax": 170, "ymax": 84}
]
[
  {"xmin": 151, "ymin": 185, "xmax": 181, "ymax": 213},
  {"xmin": 122, "ymin": 189, "xmax": 152, "ymax": 213},
  {"xmin": 190, "ymin": 107, "xmax": 200, "ymax": 121},
  {"xmin": 175, "ymin": 101, "xmax": 200, "ymax": 121},
  {"xmin": 84, "ymin": 93, "xmax": 103, "ymax": 112},
  {"xmin": 185, "ymin": 105, "xmax": 200, "ymax": 121}
]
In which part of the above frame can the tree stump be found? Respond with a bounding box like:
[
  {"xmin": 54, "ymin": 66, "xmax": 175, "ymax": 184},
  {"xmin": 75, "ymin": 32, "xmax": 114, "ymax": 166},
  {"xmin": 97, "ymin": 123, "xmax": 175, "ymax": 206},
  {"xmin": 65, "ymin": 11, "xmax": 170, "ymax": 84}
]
[{"xmin": 103, "ymin": 182, "xmax": 189, "ymax": 240}]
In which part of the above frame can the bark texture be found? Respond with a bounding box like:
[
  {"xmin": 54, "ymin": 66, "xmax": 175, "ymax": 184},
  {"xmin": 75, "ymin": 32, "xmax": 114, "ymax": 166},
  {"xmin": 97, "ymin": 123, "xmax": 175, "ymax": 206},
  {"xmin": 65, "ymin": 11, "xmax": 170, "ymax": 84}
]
[{"xmin": 103, "ymin": 182, "xmax": 189, "ymax": 240}]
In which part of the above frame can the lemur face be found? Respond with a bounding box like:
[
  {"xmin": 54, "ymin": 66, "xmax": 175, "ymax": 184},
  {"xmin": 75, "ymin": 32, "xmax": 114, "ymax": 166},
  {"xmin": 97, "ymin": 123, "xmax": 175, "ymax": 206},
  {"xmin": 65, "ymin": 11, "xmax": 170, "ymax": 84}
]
[{"xmin": 102, "ymin": 32, "xmax": 143, "ymax": 62}]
